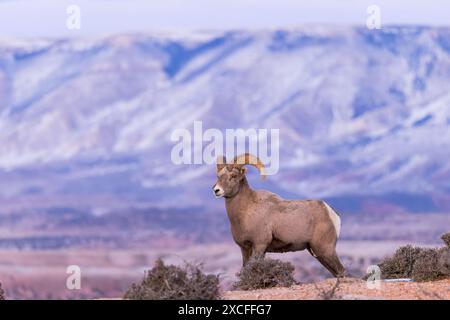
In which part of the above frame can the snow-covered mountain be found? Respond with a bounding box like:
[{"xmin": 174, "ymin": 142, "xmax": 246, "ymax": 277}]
[{"xmin": 1, "ymin": 26, "xmax": 450, "ymax": 214}]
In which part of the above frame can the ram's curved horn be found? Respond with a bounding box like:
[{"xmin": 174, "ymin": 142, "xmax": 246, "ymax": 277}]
[
  {"xmin": 216, "ymin": 155, "xmax": 227, "ymax": 172},
  {"xmin": 233, "ymin": 153, "xmax": 267, "ymax": 179}
]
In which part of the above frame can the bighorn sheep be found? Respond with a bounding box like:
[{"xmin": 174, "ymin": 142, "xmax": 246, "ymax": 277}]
[{"xmin": 212, "ymin": 153, "xmax": 345, "ymax": 277}]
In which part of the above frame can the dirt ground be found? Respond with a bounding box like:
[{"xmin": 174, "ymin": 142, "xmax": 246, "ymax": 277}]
[{"xmin": 223, "ymin": 278, "xmax": 450, "ymax": 300}]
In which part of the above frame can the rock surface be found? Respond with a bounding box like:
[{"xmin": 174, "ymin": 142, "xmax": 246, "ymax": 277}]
[{"xmin": 223, "ymin": 278, "xmax": 450, "ymax": 300}]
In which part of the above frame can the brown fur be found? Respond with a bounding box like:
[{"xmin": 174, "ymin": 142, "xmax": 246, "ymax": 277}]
[{"xmin": 212, "ymin": 154, "xmax": 345, "ymax": 277}]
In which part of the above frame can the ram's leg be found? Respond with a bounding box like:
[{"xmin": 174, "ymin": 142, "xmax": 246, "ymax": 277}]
[
  {"xmin": 310, "ymin": 240, "xmax": 345, "ymax": 278},
  {"xmin": 240, "ymin": 246, "xmax": 252, "ymax": 267},
  {"xmin": 312, "ymin": 246, "xmax": 346, "ymax": 278},
  {"xmin": 316, "ymin": 252, "xmax": 346, "ymax": 278},
  {"xmin": 251, "ymin": 243, "xmax": 267, "ymax": 260}
]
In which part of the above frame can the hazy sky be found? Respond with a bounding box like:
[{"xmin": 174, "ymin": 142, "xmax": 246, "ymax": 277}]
[{"xmin": 0, "ymin": 0, "xmax": 449, "ymax": 38}]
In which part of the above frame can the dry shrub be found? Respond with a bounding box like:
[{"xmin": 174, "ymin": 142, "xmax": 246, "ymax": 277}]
[
  {"xmin": 378, "ymin": 245, "xmax": 422, "ymax": 279},
  {"xmin": 411, "ymin": 248, "xmax": 445, "ymax": 281},
  {"xmin": 376, "ymin": 232, "xmax": 450, "ymax": 282},
  {"xmin": 124, "ymin": 258, "xmax": 220, "ymax": 300},
  {"xmin": 442, "ymin": 233, "xmax": 450, "ymax": 248},
  {"xmin": 314, "ymin": 278, "xmax": 342, "ymax": 300},
  {"xmin": 437, "ymin": 248, "xmax": 450, "ymax": 274},
  {"xmin": 233, "ymin": 257, "xmax": 296, "ymax": 290},
  {"xmin": 0, "ymin": 282, "xmax": 5, "ymax": 300}
]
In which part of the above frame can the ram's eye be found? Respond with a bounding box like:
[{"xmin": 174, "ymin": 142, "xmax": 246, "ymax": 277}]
[{"xmin": 230, "ymin": 174, "xmax": 237, "ymax": 179}]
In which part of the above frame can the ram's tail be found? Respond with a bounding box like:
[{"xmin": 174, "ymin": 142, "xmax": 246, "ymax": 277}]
[{"xmin": 323, "ymin": 202, "xmax": 341, "ymax": 238}]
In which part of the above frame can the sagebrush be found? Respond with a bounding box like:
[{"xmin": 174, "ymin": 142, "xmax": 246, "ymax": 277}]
[
  {"xmin": 233, "ymin": 257, "xmax": 296, "ymax": 290},
  {"xmin": 124, "ymin": 259, "xmax": 220, "ymax": 300},
  {"xmin": 0, "ymin": 282, "xmax": 5, "ymax": 300},
  {"xmin": 375, "ymin": 232, "xmax": 450, "ymax": 282},
  {"xmin": 442, "ymin": 233, "xmax": 450, "ymax": 248}
]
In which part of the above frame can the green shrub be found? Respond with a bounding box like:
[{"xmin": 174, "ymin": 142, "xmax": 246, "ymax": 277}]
[
  {"xmin": 233, "ymin": 257, "xmax": 296, "ymax": 290},
  {"xmin": 124, "ymin": 259, "xmax": 220, "ymax": 300}
]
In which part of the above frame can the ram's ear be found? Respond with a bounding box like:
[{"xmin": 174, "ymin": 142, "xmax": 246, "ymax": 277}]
[{"xmin": 216, "ymin": 155, "xmax": 226, "ymax": 172}]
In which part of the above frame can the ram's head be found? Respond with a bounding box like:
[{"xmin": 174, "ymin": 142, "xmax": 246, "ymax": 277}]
[{"xmin": 212, "ymin": 153, "xmax": 266, "ymax": 198}]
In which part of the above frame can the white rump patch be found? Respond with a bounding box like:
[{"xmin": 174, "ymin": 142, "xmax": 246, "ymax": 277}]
[{"xmin": 324, "ymin": 202, "xmax": 341, "ymax": 237}]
